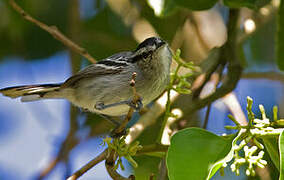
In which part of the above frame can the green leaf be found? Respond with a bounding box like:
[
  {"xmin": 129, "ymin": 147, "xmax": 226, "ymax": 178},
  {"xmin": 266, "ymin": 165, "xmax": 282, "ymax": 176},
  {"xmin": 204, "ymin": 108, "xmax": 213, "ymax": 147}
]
[
  {"xmin": 166, "ymin": 128, "xmax": 233, "ymax": 180},
  {"xmin": 262, "ymin": 136, "xmax": 280, "ymax": 170},
  {"xmin": 175, "ymin": 0, "xmax": 218, "ymax": 10},
  {"xmin": 277, "ymin": 0, "xmax": 284, "ymax": 71},
  {"xmin": 207, "ymin": 130, "xmax": 244, "ymax": 179},
  {"xmin": 224, "ymin": 0, "xmax": 271, "ymax": 9},
  {"xmin": 174, "ymin": 87, "xmax": 191, "ymax": 94},
  {"xmin": 279, "ymin": 130, "xmax": 284, "ymax": 179}
]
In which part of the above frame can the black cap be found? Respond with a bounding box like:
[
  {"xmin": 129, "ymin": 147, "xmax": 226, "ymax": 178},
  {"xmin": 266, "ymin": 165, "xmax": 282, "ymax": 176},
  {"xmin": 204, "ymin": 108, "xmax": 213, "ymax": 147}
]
[{"xmin": 135, "ymin": 37, "xmax": 166, "ymax": 51}]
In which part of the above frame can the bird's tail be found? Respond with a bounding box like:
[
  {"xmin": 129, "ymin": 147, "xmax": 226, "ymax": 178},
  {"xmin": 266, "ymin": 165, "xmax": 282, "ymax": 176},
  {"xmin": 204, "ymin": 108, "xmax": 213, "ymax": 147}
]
[{"xmin": 0, "ymin": 83, "xmax": 63, "ymax": 102}]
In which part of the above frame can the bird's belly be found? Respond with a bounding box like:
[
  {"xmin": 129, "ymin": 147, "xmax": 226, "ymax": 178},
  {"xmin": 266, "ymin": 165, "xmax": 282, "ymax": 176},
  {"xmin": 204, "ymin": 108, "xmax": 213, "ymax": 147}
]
[{"xmin": 65, "ymin": 71, "xmax": 169, "ymax": 116}]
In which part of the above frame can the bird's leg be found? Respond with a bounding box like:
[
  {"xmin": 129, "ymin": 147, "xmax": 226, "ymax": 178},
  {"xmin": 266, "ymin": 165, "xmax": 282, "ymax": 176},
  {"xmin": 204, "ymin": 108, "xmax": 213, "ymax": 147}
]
[{"xmin": 95, "ymin": 98, "xmax": 143, "ymax": 111}]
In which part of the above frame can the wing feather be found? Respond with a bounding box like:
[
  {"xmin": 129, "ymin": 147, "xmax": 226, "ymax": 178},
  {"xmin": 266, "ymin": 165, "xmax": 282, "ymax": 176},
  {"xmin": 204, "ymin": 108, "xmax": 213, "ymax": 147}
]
[{"xmin": 62, "ymin": 52, "xmax": 132, "ymax": 88}]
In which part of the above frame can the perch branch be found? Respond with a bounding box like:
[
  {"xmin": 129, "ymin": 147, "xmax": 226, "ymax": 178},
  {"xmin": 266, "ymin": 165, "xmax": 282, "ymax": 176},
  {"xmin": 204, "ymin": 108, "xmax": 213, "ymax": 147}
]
[
  {"xmin": 8, "ymin": 0, "xmax": 96, "ymax": 63},
  {"xmin": 67, "ymin": 149, "xmax": 108, "ymax": 180},
  {"xmin": 105, "ymin": 149, "xmax": 130, "ymax": 180},
  {"xmin": 114, "ymin": 72, "xmax": 140, "ymax": 136},
  {"xmin": 177, "ymin": 9, "xmax": 242, "ymax": 120}
]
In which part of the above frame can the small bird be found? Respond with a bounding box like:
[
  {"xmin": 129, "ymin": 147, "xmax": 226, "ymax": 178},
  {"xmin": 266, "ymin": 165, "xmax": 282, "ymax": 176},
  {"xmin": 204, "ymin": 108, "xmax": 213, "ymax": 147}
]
[{"xmin": 0, "ymin": 37, "xmax": 172, "ymax": 118}]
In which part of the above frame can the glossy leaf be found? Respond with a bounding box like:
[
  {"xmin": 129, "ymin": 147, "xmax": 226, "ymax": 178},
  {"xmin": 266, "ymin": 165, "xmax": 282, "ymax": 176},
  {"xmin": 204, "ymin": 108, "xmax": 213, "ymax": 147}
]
[
  {"xmin": 277, "ymin": 0, "xmax": 284, "ymax": 70},
  {"xmin": 262, "ymin": 136, "xmax": 280, "ymax": 170},
  {"xmin": 166, "ymin": 128, "xmax": 233, "ymax": 180}
]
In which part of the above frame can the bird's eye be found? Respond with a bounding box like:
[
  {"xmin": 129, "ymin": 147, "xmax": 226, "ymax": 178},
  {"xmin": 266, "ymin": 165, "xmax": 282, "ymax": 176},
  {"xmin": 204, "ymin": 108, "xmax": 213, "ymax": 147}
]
[
  {"xmin": 142, "ymin": 52, "xmax": 149, "ymax": 59},
  {"xmin": 142, "ymin": 51, "xmax": 153, "ymax": 59}
]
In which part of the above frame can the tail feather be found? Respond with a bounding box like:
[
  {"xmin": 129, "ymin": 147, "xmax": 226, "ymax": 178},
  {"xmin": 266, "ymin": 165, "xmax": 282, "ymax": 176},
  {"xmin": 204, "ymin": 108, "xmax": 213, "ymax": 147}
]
[{"xmin": 0, "ymin": 83, "xmax": 63, "ymax": 101}]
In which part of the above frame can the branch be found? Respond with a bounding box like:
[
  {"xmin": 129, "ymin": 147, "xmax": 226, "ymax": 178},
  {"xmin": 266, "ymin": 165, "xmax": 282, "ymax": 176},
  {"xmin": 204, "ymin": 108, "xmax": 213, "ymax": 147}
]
[
  {"xmin": 113, "ymin": 72, "xmax": 140, "ymax": 136},
  {"xmin": 8, "ymin": 0, "xmax": 96, "ymax": 64},
  {"xmin": 105, "ymin": 163, "xmax": 132, "ymax": 180},
  {"xmin": 105, "ymin": 149, "xmax": 131, "ymax": 180},
  {"xmin": 177, "ymin": 9, "xmax": 243, "ymax": 119},
  {"xmin": 67, "ymin": 149, "xmax": 107, "ymax": 180},
  {"xmin": 38, "ymin": 1, "xmax": 82, "ymax": 178},
  {"xmin": 242, "ymin": 71, "xmax": 284, "ymax": 82}
]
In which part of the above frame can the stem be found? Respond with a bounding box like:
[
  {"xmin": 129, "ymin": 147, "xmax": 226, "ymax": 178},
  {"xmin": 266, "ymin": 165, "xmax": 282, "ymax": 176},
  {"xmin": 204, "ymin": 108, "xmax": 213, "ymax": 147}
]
[
  {"xmin": 8, "ymin": 0, "xmax": 96, "ymax": 64},
  {"xmin": 67, "ymin": 150, "xmax": 107, "ymax": 180},
  {"xmin": 156, "ymin": 63, "xmax": 181, "ymax": 144}
]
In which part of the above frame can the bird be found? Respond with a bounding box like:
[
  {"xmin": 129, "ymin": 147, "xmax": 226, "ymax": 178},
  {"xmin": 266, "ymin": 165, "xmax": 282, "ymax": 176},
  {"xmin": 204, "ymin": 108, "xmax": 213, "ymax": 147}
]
[{"xmin": 0, "ymin": 37, "xmax": 172, "ymax": 119}]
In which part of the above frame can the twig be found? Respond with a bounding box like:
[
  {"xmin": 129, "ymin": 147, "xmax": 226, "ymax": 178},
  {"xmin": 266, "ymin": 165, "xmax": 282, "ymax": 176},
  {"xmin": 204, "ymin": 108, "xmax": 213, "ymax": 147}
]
[
  {"xmin": 104, "ymin": 72, "xmax": 140, "ymax": 179},
  {"xmin": 202, "ymin": 65, "xmax": 225, "ymax": 129},
  {"xmin": 203, "ymin": 104, "xmax": 211, "ymax": 129},
  {"xmin": 114, "ymin": 72, "xmax": 140, "ymax": 135},
  {"xmin": 38, "ymin": 157, "xmax": 61, "ymax": 179},
  {"xmin": 8, "ymin": 0, "xmax": 96, "ymax": 64},
  {"xmin": 67, "ymin": 149, "xmax": 108, "ymax": 180},
  {"xmin": 176, "ymin": 9, "xmax": 243, "ymax": 121},
  {"xmin": 105, "ymin": 163, "xmax": 130, "ymax": 180},
  {"xmin": 242, "ymin": 71, "xmax": 284, "ymax": 82},
  {"xmin": 105, "ymin": 149, "xmax": 131, "ymax": 180}
]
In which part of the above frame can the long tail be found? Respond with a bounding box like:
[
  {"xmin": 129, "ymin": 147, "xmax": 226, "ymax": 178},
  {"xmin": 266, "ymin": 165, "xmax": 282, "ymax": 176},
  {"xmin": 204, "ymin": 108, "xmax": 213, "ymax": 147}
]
[{"xmin": 0, "ymin": 83, "xmax": 63, "ymax": 102}]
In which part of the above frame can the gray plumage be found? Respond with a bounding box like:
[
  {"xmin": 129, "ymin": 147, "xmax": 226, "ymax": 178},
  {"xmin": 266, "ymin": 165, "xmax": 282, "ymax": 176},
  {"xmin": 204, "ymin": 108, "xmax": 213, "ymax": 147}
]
[{"xmin": 0, "ymin": 37, "xmax": 172, "ymax": 116}]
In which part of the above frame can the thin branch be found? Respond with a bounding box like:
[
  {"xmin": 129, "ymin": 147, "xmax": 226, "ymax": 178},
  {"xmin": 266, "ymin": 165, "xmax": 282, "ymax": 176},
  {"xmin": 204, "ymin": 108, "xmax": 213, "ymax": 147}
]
[
  {"xmin": 203, "ymin": 104, "xmax": 211, "ymax": 129},
  {"xmin": 114, "ymin": 72, "xmax": 140, "ymax": 136},
  {"xmin": 67, "ymin": 149, "xmax": 108, "ymax": 180},
  {"xmin": 202, "ymin": 64, "xmax": 225, "ymax": 129},
  {"xmin": 8, "ymin": 0, "xmax": 96, "ymax": 64},
  {"xmin": 176, "ymin": 9, "xmax": 242, "ymax": 120},
  {"xmin": 242, "ymin": 71, "xmax": 284, "ymax": 82},
  {"xmin": 104, "ymin": 73, "xmax": 140, "ymax": 179},
  {"xmin": 38, "ymin": 157, "xmax": 61, "ymax": 179},
  {"xmin": 105, "ymin": 163, "xmax": 131, "ymax": 180},
  {"xmin": 105, "ymin": 149, "xmax": 130, "ymax": 180}
]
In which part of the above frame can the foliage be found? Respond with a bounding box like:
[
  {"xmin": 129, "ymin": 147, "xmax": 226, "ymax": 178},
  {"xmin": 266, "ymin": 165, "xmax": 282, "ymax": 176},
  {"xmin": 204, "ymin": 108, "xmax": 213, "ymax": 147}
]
[
  {"xmin": 166, "ymin": 97, "xmax": 284, "ymax": 179},
  {"xmin": 1, "ymin": 0, "xmax": 283, "ymax": 179},
  {"xmin": 103, "ymin": 136, "xmax": 142, "ymax": 169},
  {"xmin": 166, "ymin": 128, "xmax": 233, "ymax": 180}
]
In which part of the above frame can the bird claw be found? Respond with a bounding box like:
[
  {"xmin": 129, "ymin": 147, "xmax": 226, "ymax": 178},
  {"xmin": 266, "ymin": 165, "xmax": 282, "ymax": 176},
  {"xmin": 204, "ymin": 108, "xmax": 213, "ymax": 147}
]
[
  {"xmin": 127, "ymin": 98, "xmax": 143, "ymax": 111},
  {"xmin": 94, "ymin": 98, "xmax": 143, "ymax": 111},
  {"xmin": 95, "ymin": 101, "xmax": 105, "ymax": 110}
]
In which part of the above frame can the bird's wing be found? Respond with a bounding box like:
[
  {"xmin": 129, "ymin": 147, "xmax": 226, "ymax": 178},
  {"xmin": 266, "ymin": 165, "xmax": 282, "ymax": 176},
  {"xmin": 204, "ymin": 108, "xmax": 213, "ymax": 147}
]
[{"xmin": 61, "ymin": 52, "xmax": 132, "ymax": 88}]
